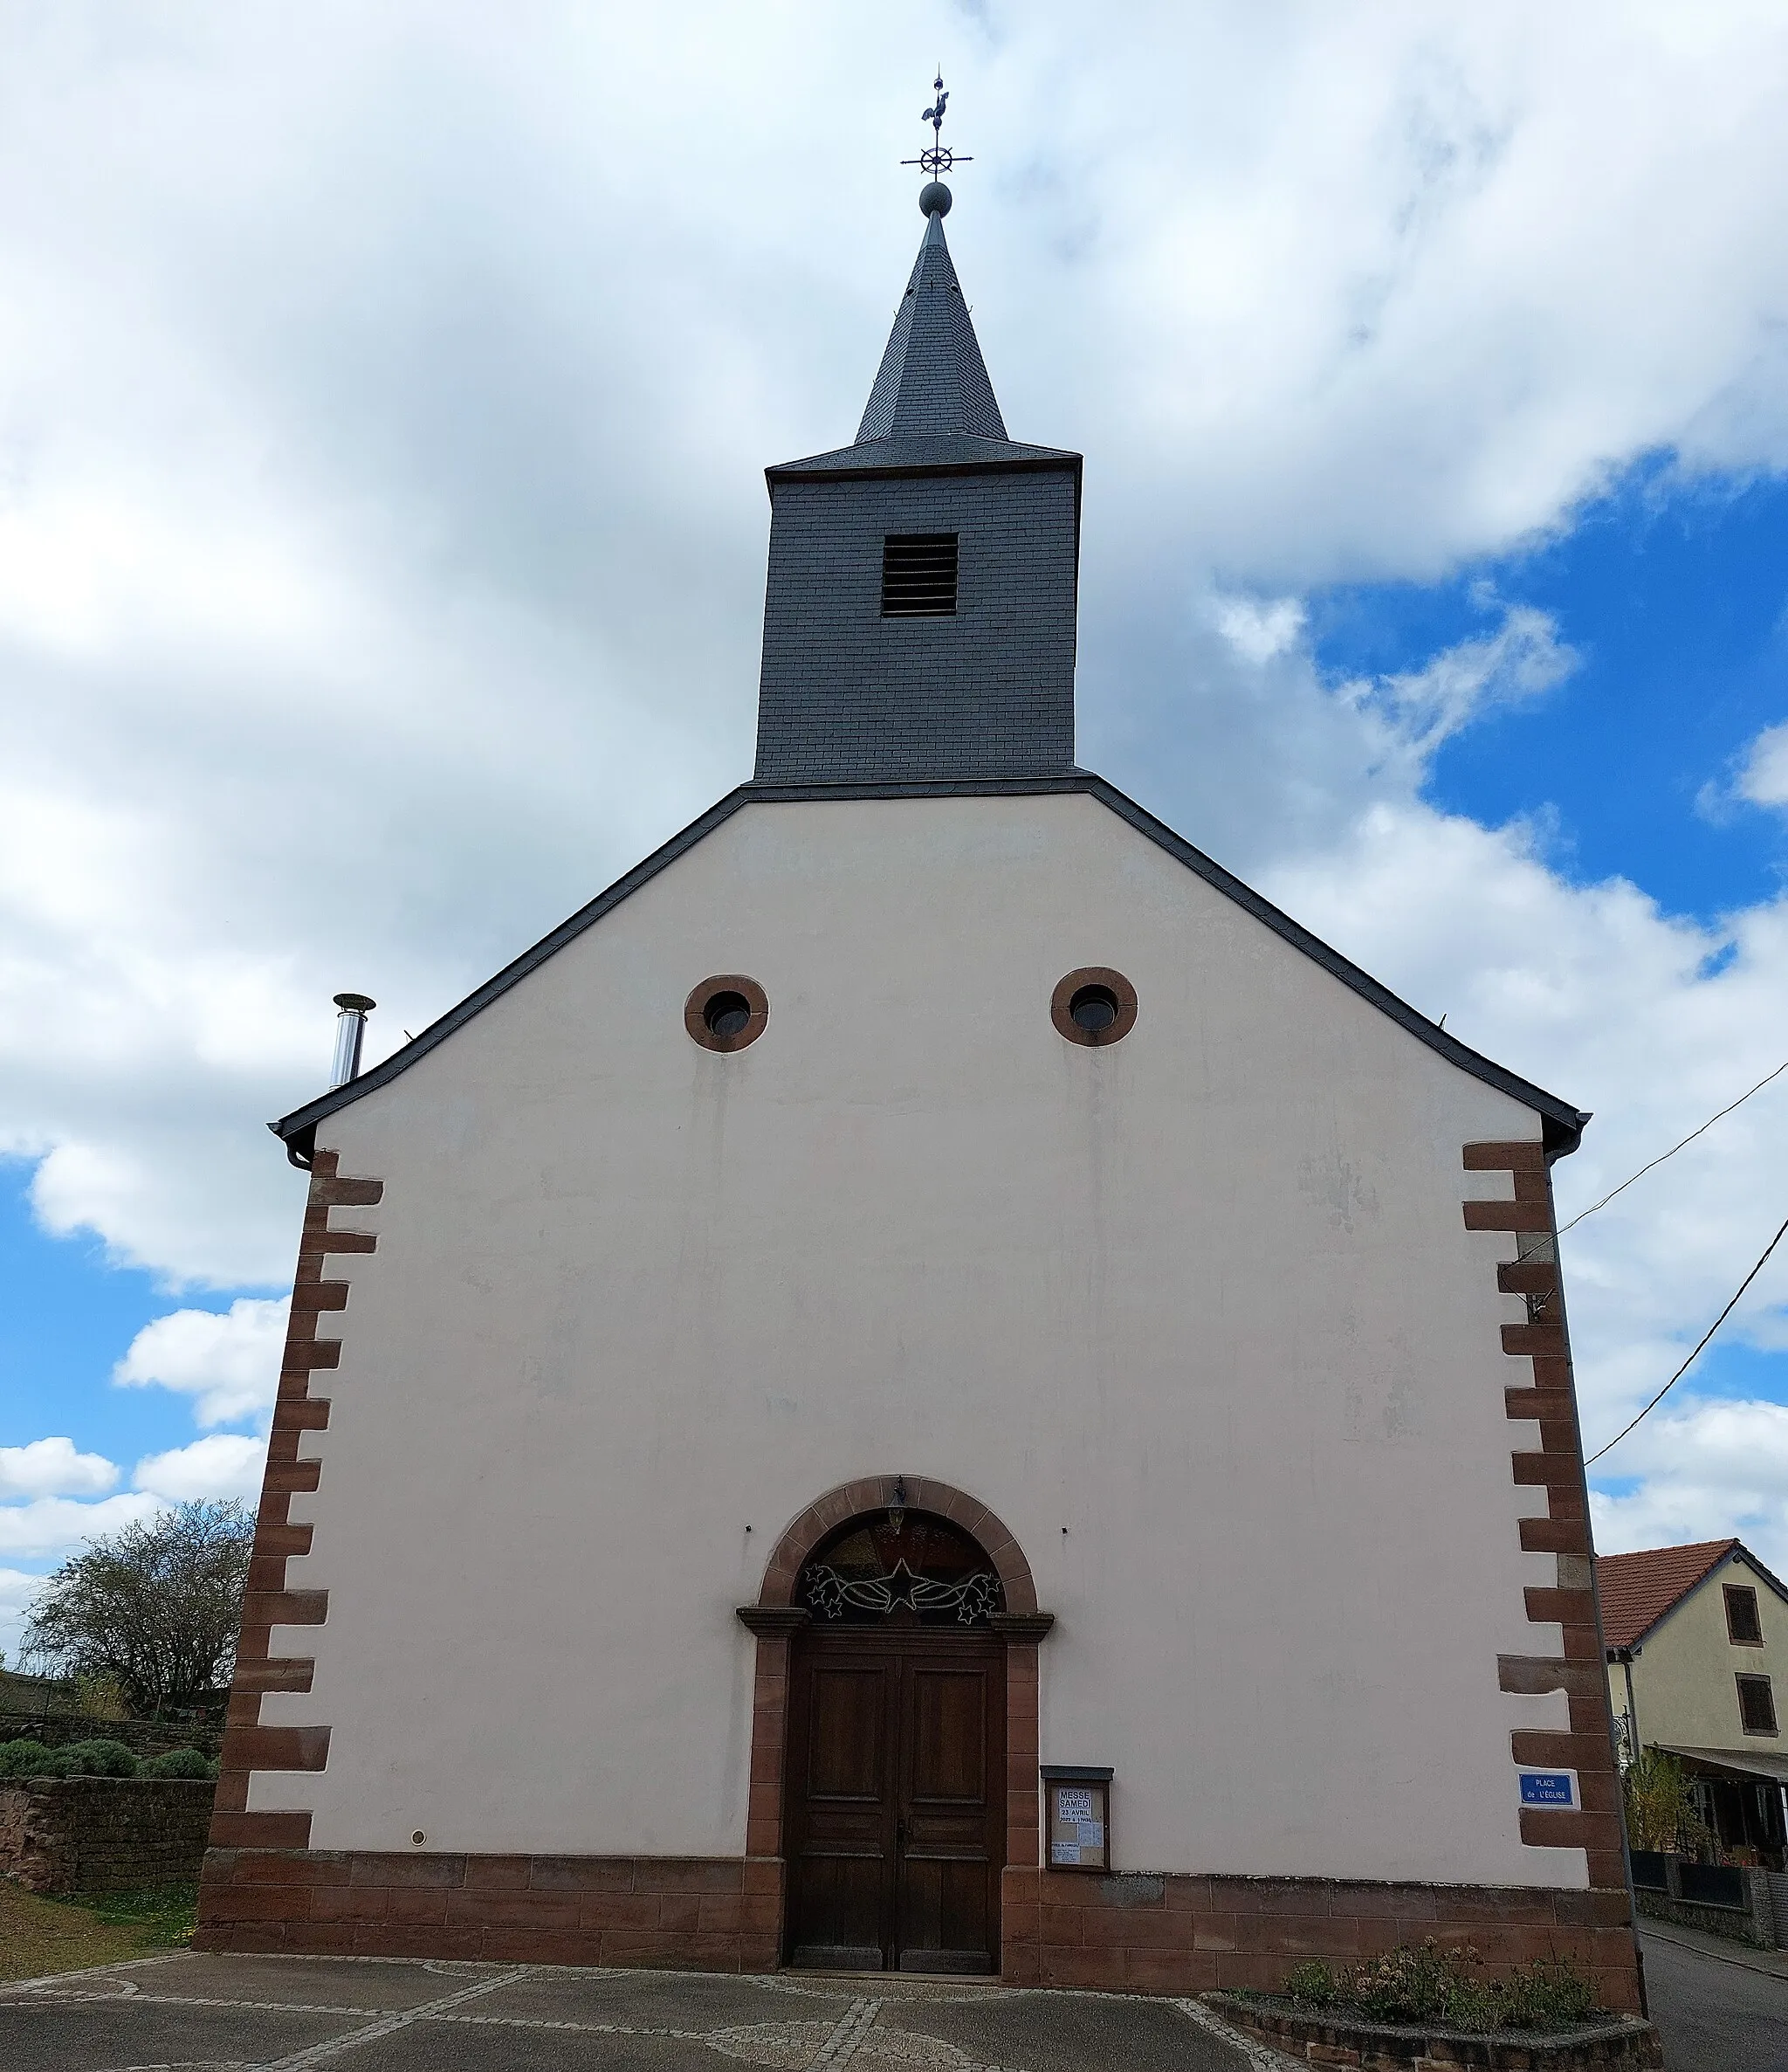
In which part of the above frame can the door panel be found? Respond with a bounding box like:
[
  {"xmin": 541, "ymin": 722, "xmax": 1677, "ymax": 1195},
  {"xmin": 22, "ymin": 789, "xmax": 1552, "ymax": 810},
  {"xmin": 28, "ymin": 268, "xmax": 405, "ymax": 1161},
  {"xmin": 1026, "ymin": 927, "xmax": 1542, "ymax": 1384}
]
[
  {"xmin": 784, "ymin": 1628, "xmax": 1004, "ymax": 1974},
  {"xmin": 808, "ymin": 1668, "xmax": 885, "ymax": 1799},
  {"xmin": 909, "ymin": 1667, "xmax": 987, "ymax": 1801},
  {"xmin": 787, "ymin": 1653, "xmax": 892, "ymax": 1967},
  {"xmin": 898, "ymin": 1657, "xmax": 1000, "ymax": 1972}
]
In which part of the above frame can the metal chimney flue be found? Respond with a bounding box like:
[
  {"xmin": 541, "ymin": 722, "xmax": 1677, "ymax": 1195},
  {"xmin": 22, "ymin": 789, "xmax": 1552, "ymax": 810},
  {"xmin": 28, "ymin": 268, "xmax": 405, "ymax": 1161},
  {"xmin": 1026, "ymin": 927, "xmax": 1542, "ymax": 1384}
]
[{"xmin": 329, "ymin": 993, "xmax": 376, "ymax": 1088}]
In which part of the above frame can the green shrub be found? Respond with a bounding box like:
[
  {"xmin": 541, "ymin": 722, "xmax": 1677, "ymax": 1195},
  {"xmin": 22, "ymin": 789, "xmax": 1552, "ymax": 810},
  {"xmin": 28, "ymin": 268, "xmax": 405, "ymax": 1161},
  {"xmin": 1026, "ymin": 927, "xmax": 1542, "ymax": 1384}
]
[
  {"xmin": 1496, "ymin": 1960, "xmax": 1599, "ymax": 2032},
  {"xmin": 59, "ymin": 1738, "xmax": 140, "ymax": 1776},
  {"xmin": 1284, "ymin": 1960, "xmax": 1342, "ymax": 2007},
  {"xmin": 0, "ymin": 1738, "xmax": 56, "ymax": 1778},
  {"xmin": 1276, "ymin": 1940, "xmax": 1599, "ymax": 2034},
  {"xmin": 144, "ymin": 1745, "xmax": 211, "ymax": 1779}
]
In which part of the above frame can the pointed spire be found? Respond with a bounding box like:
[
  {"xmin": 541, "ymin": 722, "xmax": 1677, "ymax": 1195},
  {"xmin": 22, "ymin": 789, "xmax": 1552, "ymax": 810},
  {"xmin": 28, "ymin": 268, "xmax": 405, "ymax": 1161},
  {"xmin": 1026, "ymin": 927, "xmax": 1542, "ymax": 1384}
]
[{"xmin": 856, "ymin": 203, "xmax": 1008, "ymax": 445}]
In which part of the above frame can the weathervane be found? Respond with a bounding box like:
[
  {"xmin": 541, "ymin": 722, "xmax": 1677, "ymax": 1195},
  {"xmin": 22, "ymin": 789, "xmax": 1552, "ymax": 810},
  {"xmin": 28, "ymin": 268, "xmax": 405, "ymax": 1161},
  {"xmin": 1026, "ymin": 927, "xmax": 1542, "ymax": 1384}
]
[{"xmin": 902, "ymin": 71, "xmax": 972, "ymax": 184}]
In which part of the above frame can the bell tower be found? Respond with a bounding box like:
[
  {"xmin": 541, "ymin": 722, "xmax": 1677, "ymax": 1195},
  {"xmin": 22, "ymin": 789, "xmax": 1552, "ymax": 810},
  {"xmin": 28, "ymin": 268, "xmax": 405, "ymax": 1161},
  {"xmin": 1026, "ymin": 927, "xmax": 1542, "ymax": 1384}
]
[{"xmin": 753, "ymin": 166, "xmax": 1083, "ymax": 787}]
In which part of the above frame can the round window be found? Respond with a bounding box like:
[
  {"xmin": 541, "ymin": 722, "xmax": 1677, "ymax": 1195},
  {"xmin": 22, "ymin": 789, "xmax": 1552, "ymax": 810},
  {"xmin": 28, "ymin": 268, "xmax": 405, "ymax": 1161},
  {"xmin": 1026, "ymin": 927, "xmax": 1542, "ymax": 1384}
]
[
  {"xmin": 1051, "ymin": 967, "xmax": 1137, "ymax": 1047},
  {"xmin": 705, "ymin": 992, "xmax": 751, "ymax": 1038},
  {"xmin": 685, "ymin": 974, "xmax": 768, "ymax": 1053}
]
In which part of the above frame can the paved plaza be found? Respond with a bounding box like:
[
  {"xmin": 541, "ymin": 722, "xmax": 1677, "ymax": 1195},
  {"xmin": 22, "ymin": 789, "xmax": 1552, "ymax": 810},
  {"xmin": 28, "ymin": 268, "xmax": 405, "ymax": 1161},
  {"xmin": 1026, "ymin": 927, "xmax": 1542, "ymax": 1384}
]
[{"xmin": 0, "ymin": 1952, "xmax": 1265, "ymax": 2072}]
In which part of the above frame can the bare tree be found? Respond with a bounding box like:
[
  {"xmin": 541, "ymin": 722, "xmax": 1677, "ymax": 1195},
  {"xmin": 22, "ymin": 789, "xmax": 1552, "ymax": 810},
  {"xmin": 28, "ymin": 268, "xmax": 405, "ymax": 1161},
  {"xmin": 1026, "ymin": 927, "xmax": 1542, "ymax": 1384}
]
[{"xmin": 21, "ymin": 1500, "xmax": 255, "ymax": 1715}]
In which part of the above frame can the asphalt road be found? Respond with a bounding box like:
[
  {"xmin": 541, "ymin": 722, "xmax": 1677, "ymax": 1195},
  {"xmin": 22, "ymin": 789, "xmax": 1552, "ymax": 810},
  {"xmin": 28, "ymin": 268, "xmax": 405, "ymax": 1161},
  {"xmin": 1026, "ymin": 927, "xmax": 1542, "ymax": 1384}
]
[
  {"xmin": 1640, "ymin": 1927, "xmax": 1788, "ymax": 2071},
  {"xmin": 0, "ymin": 1952, "xmax": 1262, "ymax": 2072}
]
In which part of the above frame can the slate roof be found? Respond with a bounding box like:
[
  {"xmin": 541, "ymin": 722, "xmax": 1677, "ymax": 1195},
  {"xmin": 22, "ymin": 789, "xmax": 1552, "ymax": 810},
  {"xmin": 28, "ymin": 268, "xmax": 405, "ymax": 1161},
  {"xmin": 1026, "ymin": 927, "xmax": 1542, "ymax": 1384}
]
[
  {"xmin": 859, "ymin": 208, "xmax": 1007, "ymax": 441},
  {"xmin": 1596, "ymin": 1539, "xmax": 1743, "ymax": 1649},
  {"xmin": 272, "ymin": 772, "xmax": 1592, "ymax": 1163},
  {"xmin": 768, "ymin": 211, "xmax": 1078, "ymax": 483}
]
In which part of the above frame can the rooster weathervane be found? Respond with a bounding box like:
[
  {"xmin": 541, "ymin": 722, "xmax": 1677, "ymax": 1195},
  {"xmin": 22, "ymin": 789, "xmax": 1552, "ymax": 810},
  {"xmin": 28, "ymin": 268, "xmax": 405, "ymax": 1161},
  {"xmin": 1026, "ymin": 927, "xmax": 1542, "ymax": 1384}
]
[{"xmin": 902, "ymin": 72, "xmax": 972, "ymax": 182}]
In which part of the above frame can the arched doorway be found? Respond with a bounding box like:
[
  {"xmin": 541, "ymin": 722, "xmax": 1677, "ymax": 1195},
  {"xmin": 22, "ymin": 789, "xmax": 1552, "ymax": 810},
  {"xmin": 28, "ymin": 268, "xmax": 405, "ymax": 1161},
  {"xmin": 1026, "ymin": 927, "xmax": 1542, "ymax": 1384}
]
[
  {"xmin": 738, "ymin": 1477, "xmax": 1051, "ymax": 1979},
  {"xmin": 786, "ymin": 1510, "xmax": 1006, "ymax": 1972}
]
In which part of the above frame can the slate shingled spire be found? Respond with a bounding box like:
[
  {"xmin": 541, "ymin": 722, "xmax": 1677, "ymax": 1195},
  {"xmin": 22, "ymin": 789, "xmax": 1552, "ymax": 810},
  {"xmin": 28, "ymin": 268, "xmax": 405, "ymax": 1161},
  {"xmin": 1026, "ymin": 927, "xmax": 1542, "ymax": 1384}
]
[
  {"xmin": 752, "ymin": 192, "xmax": 1083, "ymax": 785},
  {"xmin": 856, "ymin": 209, "xmax": 1008, "ymax": 444}
]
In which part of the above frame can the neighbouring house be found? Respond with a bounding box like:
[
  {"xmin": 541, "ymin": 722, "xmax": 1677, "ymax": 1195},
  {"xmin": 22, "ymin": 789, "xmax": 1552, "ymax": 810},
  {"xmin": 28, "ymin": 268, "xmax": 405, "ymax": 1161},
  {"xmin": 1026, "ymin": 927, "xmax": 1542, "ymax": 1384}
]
[
  {"xmin": 0, "ymin": 1668, "xmax": 76, "ymax": 1716},
  {"xmin": 1599, "ymin": 1537, "xmax": 1788, "ymax": 1867},
  {"xmin": 196, "ymin": 176, "xmax": 1641, "ymax": 2011}
]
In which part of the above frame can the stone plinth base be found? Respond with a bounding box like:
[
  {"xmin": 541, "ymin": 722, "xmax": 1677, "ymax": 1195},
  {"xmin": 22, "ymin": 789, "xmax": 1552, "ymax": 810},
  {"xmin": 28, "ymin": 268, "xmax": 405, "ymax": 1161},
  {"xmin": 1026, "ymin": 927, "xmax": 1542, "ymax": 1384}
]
[
  {"xmin": 195, "ymin": 1848, "xmax": 783, "ymax": 1969},
  {"xmin": 196, "ymin": 1851, "xmax": 1643, "ymax": 2013},
  {"xmin": 1000, "ymin": 1869, "xmax": 1643, "ymax": 2014}
]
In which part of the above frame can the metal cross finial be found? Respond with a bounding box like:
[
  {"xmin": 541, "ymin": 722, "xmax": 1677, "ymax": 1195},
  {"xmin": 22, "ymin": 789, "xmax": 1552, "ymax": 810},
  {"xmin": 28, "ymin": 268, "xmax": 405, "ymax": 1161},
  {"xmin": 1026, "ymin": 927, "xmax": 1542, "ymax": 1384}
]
[{"xmin": 901, "ymin": 70, "xmax": 973, "ymax": 180}]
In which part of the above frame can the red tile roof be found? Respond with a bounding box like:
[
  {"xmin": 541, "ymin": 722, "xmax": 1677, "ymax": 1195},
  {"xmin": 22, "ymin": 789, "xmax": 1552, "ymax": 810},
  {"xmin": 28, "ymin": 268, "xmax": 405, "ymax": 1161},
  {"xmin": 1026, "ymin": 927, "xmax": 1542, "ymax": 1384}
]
[{"xmin": 1595, "ymin": 1539, "xmax": 1738, "ymax": 1650}]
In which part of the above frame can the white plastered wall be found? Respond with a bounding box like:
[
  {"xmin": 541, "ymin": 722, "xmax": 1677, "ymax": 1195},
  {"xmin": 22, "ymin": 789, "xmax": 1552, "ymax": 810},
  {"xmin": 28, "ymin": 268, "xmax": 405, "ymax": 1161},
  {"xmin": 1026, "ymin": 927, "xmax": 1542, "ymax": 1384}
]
[
  {"xmin": 258, "ymin": 792, "xmax": 1577, "ymax": 1886},
  {"xmin": 1626, "ymin": 1553, "xmax": 1788, "ymax": 1755}
]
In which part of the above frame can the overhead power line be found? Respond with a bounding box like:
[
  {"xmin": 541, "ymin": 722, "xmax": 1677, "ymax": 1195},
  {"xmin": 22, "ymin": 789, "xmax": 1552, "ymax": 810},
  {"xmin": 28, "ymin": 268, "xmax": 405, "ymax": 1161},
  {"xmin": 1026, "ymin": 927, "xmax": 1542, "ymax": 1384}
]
[
  {"xmin": 1558, "ymin": 1057, "xmax": 1788, "ymax": 1235},
  {"xmin": 1584, "ymin": 1209, "xmax": 1788, "ymax": 1465}
]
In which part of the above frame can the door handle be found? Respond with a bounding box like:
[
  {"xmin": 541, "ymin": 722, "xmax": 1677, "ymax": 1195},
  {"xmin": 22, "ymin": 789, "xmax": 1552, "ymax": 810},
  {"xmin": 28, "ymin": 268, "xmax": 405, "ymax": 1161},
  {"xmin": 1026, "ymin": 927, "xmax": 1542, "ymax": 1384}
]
[{"xmin": 896, "ymin": 1816, "xmax": 906, "ymax": 1854}]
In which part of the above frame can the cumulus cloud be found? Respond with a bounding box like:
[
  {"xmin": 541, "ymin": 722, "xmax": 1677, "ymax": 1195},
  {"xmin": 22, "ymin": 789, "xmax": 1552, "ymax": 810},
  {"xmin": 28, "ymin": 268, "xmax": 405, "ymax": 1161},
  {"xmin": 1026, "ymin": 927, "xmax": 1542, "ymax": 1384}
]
[
  {"xmin": 1591, "ymin": 1398, "xmax": 1788, "ymax": 1578},
  {"xmin": 0, "ymin": 1567, "xmax": 47, "ymax": 1666},
  {"xmin": 133, "ymin": 1435, "xmax": 268, "ymax": 1506},
  {"xmin": 0, "ymin": 1493, "xmax": 164, "ymax": 1560},
  {"xmin": 1346, "ymin": 605, "xmax": 1577, "ymax": 762},
  {"xmin": 0, "ymin": 1437, "xmax": 118, "ymax": 1500},
  {"xmin": 1208, "ymin": 594, "xmax": 1306, "ymax": 666},
  {"xmin": 113, "ymin": 1298, "xmax": 289, "ymax": 1427},
  {"xmin": 1736, "ymin": 719, "xmax": 1788, "ymax": 809}
]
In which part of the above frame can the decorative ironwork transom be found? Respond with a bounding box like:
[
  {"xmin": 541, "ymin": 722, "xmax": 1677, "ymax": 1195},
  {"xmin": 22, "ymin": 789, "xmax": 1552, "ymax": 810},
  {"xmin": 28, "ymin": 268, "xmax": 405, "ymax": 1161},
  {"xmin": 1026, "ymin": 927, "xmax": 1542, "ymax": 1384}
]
[{"xmin": 801, "ymin": 1511, "xmax": 1002, "ymax": 1627}]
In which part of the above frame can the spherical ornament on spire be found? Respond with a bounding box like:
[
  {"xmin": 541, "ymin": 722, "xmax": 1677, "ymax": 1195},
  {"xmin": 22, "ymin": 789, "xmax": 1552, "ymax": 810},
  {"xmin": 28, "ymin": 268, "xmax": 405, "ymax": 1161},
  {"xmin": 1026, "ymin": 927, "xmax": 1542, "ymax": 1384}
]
[{"xmin": 919, "ymin": 180, "xmax": 952, "ymax": 218}]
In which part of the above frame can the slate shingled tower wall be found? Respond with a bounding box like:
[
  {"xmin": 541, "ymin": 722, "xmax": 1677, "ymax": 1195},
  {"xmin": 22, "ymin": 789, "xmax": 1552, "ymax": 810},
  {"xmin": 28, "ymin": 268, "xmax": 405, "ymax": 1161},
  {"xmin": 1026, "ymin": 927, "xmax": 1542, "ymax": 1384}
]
[{"xmin": 753, "ymin": 205, "xmax": 1083, "ymax": 784}]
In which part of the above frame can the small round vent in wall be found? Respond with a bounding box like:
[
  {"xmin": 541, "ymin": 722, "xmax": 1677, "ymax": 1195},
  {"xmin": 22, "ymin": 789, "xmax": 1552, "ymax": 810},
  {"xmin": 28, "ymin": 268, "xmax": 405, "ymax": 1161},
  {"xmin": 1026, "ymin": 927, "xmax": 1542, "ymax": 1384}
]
[
  {"xmin": 1051, "ymin": 967, "xmax": 1137, "ymax": 1047},
  {"xmin": 686, "ymin": 974, "xmax": 769, "ymax": 1053}
]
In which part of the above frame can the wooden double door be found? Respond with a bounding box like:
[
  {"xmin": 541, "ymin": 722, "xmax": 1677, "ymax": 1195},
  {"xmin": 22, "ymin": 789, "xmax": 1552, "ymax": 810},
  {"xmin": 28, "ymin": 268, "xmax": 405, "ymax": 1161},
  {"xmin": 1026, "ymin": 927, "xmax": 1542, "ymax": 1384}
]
[{"xmin": 784, "ymin": 1624, "xmax": 1005, "ymax": 1972}]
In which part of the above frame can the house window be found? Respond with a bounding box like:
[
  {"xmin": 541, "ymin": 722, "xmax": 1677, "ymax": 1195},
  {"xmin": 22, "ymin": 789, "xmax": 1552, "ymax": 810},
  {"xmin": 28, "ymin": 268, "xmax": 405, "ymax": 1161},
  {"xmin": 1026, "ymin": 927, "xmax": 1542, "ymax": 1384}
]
[
  {"xmin": 1736, "ymin": 1673, "xmax": 1778, "ymax": 1735},
  {"xmin": 881, "ymin": 533, "xmax": 959, "ymax": 616},
  {"xmin": 1726, "ymin": 1583, "xmax": 1764, "ymax": 1646}
]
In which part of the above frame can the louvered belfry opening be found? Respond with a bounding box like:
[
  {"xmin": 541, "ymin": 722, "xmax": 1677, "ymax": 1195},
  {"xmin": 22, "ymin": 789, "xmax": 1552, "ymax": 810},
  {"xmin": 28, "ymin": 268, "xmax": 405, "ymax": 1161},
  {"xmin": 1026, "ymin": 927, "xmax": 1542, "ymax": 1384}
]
[{"xmin": 881, "ymin": 532, "xmax": 959, "ymax": 617}]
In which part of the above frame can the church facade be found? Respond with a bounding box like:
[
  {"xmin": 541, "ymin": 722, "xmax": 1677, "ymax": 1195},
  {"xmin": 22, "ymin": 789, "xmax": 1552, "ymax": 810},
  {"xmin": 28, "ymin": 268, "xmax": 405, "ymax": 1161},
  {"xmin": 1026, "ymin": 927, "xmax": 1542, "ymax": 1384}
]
[{"xmin": 196, "ymin": 190, "xmax": 1642, "ymax": 2010}]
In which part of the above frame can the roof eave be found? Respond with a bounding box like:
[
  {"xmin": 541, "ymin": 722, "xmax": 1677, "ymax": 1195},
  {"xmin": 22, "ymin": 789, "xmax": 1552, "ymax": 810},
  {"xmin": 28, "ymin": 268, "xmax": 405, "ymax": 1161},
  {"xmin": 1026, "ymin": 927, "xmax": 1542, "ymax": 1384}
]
[{"xmin": 765, "ymin": 451, "xmax": 1082, "ymax": 487}]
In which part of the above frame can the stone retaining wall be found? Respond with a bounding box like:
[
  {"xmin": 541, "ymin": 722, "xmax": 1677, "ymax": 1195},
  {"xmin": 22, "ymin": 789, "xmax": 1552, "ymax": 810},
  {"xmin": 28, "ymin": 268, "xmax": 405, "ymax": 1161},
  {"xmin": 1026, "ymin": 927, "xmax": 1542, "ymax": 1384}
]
[
  {"xmin": 1206, "ymin": 1993, "xmax": 1663, "ymax": 2069},
  {"xmin": 0, "ymin": 1777, "xmax": 216, "ymax": 1896},
  {"xmin": 1631, "ymin": 1867, "xmax": 1776, "ymax": 1948},
  {"xmin": 0, "ymin": 1716, "xmax": 223, "ymax": 1759}
]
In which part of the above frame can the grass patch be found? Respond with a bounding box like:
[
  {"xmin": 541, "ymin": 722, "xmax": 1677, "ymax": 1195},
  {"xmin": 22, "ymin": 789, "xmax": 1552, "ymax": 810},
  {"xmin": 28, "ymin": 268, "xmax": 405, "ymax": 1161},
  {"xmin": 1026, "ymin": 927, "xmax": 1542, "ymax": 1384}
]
[
  {"xmin": 87, "ymin": 1882, "xmax": 200, "ymax": 1947},
  {"xmin": 0, "ymin": 1878, "xmax": 198, "ymax": 1981}
]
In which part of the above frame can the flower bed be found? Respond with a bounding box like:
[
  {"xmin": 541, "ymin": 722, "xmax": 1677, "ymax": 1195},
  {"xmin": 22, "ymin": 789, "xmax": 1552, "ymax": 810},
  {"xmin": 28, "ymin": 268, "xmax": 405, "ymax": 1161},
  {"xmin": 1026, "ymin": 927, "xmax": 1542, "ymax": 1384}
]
[{"xmin": 1201, "ymin": 1942, "xmax": 1661, "ymax": 2070}]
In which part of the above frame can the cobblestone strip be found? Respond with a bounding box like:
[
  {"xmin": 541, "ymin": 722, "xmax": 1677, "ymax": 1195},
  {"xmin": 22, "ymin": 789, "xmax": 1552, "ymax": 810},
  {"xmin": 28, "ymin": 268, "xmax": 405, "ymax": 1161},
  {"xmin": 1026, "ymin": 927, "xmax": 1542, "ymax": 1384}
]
[
  {"xmin": 15, "ymin": 1993, "xmax": 392, "ymax": 2017},
  {"xmin": 430, "ymin": 2013, "xmax": 706, "ymax": 2035},
  {"xmin": 0, "ymin": 1950, "xmax": 189, "ymax": 1998},
  {"xmin": 258, "ymin": 1966, "xmax": 534, "ymax": 2070},
  {"xmin": 806, "ymin": 1996, "xmax": 882, "ymax": 2070},
  {"xmin": 1171, "ymin": 1997, "xmax": 1300, "ymax": 2069}
]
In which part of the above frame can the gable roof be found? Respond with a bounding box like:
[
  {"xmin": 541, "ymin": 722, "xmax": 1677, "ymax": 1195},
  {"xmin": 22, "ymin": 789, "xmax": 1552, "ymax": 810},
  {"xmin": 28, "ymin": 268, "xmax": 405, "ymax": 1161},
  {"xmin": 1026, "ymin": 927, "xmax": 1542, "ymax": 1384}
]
[
  {"xmin": 1593, "ymin": 1539, "xmax": 1788, "ymax": 1649},
  {"xmin": 272, "ymin": 771, "xmax": 1591, "ymax": 1166}
]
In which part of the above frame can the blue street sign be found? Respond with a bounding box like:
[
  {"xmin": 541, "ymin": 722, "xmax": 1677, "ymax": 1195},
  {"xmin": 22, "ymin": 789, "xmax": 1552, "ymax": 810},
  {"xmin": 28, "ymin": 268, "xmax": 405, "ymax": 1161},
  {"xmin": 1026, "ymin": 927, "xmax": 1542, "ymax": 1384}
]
[{"xmin": 1517, "ymin": 1769, "xmax": 1578, "ymax": 1808}]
